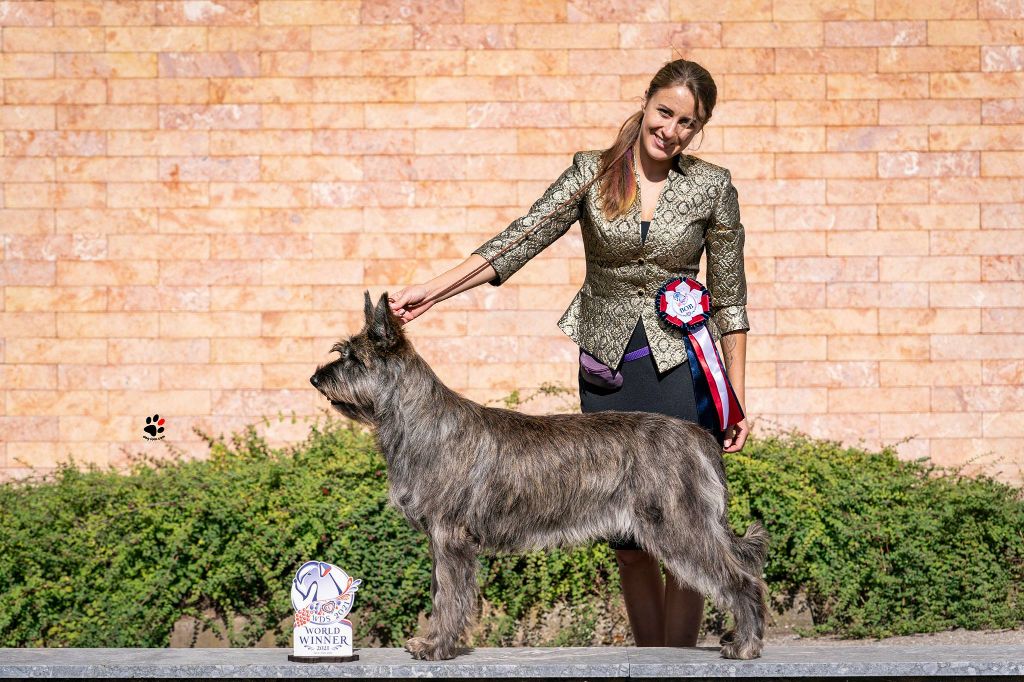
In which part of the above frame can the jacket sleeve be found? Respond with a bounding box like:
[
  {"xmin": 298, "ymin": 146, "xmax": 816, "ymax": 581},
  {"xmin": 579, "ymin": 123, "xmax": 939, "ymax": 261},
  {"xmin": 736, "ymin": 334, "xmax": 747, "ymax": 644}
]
[
  {"xmin": 705, "ymin": 168, "xmax": 750, "ymax": 335},
  {"xmin": 471, "ymin": 151, "xmax": 590, "ymax": 286}
]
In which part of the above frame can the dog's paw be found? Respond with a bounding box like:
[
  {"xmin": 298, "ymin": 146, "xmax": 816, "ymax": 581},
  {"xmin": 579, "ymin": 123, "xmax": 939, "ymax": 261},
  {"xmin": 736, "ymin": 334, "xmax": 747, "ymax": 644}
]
[
  {"xmin": 404, "ymin": 636, "xmax": 432, "ymax": 659},
  {"xmin": 719, "ymin": 629, "xmax": 735, "ymax": 646},
  {"xmin": 720, "ymin": 637, "xmax": 762, "ymax": 660},
  {"xmin": 403, "ymin": 636, "xmax": 456, "ymax": 661}
]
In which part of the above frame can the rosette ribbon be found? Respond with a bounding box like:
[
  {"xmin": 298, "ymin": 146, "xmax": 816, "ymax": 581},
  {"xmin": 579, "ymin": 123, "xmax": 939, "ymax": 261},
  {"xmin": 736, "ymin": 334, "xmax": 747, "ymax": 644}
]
[{"xmin": 656, "ymin": 276, "xmax": 744, "ymax": 435}]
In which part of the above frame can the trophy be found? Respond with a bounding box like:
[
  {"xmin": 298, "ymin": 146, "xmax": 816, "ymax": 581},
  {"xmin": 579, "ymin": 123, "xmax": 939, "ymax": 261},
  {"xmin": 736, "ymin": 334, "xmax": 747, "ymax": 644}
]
[{"xmin": 288, "ymin": 560, "xmax": 362, "ymax": 663}]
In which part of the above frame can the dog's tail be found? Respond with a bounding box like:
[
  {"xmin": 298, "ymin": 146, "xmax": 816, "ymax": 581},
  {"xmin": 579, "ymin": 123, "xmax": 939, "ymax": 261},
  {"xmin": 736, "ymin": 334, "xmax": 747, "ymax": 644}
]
[{"xmin": 732, "ymin": 521, "xmax": 770, "ymax": 576}]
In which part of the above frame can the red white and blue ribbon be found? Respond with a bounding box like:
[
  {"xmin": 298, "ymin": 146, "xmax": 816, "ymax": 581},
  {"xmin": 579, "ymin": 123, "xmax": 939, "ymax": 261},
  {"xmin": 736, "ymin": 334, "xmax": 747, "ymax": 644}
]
[{"xmin": 656, "ymin": 276, "xmax": 744, "ymax": 435}]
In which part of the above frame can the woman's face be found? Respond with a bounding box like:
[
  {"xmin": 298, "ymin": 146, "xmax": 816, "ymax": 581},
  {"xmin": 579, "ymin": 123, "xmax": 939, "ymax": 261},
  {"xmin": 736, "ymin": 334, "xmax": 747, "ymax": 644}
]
[{"xmin": 639, "ymin": 85, "xmax": 703, "ymax": 162}]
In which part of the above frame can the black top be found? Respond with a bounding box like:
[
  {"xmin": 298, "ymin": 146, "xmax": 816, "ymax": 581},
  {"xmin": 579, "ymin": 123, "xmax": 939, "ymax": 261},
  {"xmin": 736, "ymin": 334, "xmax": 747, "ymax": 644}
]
[{"xmin": 641, "ymin": 219, "xmax": 650, "ymax": 244}]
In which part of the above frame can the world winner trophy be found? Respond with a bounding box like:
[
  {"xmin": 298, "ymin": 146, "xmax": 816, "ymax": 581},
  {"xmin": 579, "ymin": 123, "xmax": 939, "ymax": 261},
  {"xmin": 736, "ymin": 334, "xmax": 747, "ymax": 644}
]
[{"xmin": 288, "ymin": 560, "xmax": 362, "ymax": 663}]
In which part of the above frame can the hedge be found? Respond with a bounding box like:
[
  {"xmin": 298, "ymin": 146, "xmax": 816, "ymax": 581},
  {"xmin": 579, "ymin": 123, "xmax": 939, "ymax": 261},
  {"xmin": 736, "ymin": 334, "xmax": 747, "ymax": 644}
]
[{"xmin": 0, "ymin": 407, "xmax": 1021, "ymax": 647}]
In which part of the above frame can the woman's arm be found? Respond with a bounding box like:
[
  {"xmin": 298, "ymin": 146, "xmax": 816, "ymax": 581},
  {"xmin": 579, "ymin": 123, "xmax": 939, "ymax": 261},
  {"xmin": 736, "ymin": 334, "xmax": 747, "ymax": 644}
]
[
  {"xmin": 469, "ymin": 151, "xmax": 589, "ymax": 286},
  {"xmin": 389, "ymin": 254, "xmax": 497, "ymax": 324},
  {"xmin": 705, "ymin": 168, "xmax": 750, "ymax": 339},
  {"xmin": 721, "ymin": 330, "xmax": 746, "ymax": 407},
  {"xmin": 390, "ymin": 151, "xmax": 591, "ymax": 324},
  {"xmin": 721, "ymin": 329, "xmax": 748, "ymax": 451},
  {"xmin": 707, "ymin": 168, "xmax": 750, "ymax": 451}
]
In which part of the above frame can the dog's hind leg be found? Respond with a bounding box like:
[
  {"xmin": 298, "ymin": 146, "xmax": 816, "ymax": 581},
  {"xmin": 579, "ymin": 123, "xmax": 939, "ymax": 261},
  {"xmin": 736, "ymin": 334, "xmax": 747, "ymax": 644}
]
[
  {"xmin": 640, "ymin": 520, "xmax": 767, "ymax": 660},
  {"xmin": 715, "ymin": 521, "xmax": 770, "ymax": 647},
  {"xmin": 404, "ymin": 526, "xmax": 478, "ymax": 661}
]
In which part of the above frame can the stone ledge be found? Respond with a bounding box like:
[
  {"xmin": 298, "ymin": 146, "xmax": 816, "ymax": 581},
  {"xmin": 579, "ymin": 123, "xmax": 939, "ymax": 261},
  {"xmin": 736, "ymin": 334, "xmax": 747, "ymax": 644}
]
[{"xmin": 0, "ymin": 645, "xmax": 1022, "ymax": 678}]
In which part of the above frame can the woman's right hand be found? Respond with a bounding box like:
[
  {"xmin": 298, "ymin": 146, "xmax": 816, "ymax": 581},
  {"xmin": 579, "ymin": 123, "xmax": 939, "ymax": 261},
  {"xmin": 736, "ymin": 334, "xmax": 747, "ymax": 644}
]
[{"xmin": 388, "ymin": 285, "xmax": 435, "ymax": 325}]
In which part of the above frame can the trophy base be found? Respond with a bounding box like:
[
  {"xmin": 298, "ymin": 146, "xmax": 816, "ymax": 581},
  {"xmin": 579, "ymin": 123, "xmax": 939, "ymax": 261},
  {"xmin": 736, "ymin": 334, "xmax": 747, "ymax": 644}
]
[{"xmin": 288, "ymin": 654, "xmax": 359, "ymax": 663}]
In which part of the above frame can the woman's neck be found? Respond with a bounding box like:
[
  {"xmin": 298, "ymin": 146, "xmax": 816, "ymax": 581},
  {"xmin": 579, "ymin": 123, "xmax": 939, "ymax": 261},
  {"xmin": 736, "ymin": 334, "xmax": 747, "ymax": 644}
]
[{"xmin": 633, "ymin": 140, "xmax": 673, "ymax": 183}]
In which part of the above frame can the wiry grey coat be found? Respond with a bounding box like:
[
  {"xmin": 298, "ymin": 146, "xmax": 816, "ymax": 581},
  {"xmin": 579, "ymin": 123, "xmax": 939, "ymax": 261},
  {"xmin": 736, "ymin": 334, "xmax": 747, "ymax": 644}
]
[{"xmin": 310, "ymin": 292, "xmax": 769, "ymax": 662}]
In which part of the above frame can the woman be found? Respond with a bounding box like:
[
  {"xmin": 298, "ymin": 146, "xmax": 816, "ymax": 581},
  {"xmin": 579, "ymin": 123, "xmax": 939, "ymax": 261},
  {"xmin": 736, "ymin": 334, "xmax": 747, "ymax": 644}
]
[{"xmin": 388, "ymin": 59, "xmax": 750, "ymax": 647}]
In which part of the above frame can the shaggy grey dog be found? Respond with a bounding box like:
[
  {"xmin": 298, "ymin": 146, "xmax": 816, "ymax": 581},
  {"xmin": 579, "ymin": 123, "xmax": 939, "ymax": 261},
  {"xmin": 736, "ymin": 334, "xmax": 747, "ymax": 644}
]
[{"xmin": 310, "ymin": 291, "xmax": 769, "ymax": 661}]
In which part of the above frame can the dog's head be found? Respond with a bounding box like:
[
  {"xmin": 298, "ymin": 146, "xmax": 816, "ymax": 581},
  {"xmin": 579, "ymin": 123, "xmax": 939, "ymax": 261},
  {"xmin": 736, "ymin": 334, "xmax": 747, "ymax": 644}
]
[{"xmin": 310, "ymin": 290, "xmax": 410, "ymax": 423}]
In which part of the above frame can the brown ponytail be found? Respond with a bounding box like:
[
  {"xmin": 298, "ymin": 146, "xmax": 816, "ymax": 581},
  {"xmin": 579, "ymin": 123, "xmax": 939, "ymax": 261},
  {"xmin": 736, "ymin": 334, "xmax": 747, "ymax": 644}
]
[{"xmin": 597, "ymin": 110, "xmax": 644, "ymax": 222}]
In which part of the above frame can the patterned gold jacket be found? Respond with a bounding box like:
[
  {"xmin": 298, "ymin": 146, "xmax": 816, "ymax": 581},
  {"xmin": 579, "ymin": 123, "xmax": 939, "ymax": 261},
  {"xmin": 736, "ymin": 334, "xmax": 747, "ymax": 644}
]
[{"xmin": 472, "ymin": 149, "xmax": 749, "ymax": 374}]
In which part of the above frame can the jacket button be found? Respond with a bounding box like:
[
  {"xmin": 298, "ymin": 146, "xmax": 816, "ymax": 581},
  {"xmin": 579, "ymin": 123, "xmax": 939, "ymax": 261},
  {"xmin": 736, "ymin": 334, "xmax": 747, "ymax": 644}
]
[
  {"xmin": 637, "ymin": 258, "xmax": 645, "ymax": 266},
  {"xmin": 636, "ymin": 289, "xmax": 644, "ymax": 296}
]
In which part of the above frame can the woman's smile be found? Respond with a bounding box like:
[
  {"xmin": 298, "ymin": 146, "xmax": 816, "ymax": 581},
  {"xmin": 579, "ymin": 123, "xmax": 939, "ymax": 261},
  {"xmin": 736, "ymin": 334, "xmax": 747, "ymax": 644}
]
[{"xmin": 650, "ymin": 132, "xmax": 673, "ymax": 154}]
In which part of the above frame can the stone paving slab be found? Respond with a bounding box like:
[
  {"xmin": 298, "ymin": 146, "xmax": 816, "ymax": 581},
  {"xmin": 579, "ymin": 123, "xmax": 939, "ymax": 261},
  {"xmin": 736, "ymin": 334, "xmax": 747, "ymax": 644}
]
[
  {"xmin": 0, "ymin": 645, "xmax": 1022, "ymax": 678},
  {"xmin": 627, "ymin": 645, "xmax": 1024, "ymax": 678}
]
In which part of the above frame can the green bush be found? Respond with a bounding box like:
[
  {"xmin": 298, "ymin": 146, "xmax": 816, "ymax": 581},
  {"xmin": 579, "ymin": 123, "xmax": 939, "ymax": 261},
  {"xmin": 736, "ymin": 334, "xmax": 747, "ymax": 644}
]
[
  {"xmin": 0, "ymin": 412, "xmax": 1021, "ymax": 648},
  {"xmin": 725, "ymin": 432, "xmax": 1024, "ymax": 637},
  {"xmin": 0, "ymin": 416, "xmax": 618, "ymax": 648}
]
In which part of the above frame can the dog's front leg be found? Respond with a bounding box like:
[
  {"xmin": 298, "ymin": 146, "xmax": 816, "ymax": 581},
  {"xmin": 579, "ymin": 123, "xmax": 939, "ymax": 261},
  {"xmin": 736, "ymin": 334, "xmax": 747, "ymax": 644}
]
[{"xmin": 405, "ymin": 527, "xmax": 478, "ymax": 661}]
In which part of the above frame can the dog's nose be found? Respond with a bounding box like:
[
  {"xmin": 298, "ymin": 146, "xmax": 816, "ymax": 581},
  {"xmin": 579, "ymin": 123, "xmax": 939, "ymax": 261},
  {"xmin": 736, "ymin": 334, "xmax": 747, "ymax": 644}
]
[{"xmin": 309, "ymin": 374, "xmax": 319, "ymax": 387}]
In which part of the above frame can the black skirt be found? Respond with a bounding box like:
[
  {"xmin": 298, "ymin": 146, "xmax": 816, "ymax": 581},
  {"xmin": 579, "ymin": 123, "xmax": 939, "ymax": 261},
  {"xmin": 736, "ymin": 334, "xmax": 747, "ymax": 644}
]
[{"xmin": 578, "ymin": 317, "xmax": 726, "ymax": 551}]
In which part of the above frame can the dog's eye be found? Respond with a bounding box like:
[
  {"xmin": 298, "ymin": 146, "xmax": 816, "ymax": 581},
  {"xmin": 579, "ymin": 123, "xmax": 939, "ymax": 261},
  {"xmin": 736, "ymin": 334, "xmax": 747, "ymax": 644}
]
[{"xmin": 331, "ymin": 341, "xmax": 353, "ymax": 361}]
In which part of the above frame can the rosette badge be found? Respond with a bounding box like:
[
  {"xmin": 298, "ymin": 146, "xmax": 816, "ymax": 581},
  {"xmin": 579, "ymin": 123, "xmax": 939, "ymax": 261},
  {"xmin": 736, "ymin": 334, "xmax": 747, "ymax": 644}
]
[
  {"xmin": 288, "ymin": 560, "xmax": 362, "ymax": 663},
  {"xmin": 656, "ymin": 277, "xmax": 744, "ymax": 435},
  {"xmin": 657, "ymin": 277, "xmax": 710, "ymax": 332}
]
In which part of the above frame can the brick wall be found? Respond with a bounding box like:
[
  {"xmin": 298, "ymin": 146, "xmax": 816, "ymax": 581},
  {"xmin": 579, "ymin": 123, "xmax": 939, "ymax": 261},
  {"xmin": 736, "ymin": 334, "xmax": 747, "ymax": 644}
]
[{"xmin": 1, "ymin": 1, "xmax": 1022, "ymax": 484}]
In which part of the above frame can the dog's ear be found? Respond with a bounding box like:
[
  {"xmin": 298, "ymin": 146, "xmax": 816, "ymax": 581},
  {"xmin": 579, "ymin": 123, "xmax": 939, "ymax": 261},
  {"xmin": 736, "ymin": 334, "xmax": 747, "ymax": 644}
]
[
  {"xmin": 363, "ymin": 290, "xmax": 374, "ymax": 326},
  {"xmin": 369, "ymin": 290, "xmax": 402, "ymax": 348}
]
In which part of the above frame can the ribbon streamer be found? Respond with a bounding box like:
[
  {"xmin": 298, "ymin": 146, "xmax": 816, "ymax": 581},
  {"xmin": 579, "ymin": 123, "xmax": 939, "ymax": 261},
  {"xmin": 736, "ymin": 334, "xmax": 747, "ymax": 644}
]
[{"xmin": 655, "ymin": 277, "xmax": 744, "ymax": 435}]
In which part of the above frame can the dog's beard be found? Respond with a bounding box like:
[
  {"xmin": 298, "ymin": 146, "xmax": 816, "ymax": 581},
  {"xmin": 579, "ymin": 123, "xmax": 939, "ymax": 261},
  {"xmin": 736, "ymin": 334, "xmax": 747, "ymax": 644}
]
[{"xmin": 329, "ymin": 398, "xmax": 373, "ymax": 422}]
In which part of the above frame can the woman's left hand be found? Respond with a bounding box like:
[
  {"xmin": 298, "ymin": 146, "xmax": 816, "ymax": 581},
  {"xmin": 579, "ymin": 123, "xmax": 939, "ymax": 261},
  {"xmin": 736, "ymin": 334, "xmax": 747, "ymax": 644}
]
[{"xmin": 722, "ymin": 418, "xmax": 749, "ymax": 453}]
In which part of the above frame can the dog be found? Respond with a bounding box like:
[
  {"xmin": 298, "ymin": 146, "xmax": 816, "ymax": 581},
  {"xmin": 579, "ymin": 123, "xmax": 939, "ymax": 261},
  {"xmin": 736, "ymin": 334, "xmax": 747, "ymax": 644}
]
[{"xmin": 309, "ymin": 291, "xmax": 769, "ymax": 660}]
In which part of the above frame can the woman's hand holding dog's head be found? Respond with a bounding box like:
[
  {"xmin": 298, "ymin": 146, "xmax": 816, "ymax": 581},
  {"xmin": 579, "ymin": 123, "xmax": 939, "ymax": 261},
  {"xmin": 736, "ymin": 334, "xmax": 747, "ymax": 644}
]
[{"xmin": 388, "ymin": 286, "xmax": 435, "ymax": 326}]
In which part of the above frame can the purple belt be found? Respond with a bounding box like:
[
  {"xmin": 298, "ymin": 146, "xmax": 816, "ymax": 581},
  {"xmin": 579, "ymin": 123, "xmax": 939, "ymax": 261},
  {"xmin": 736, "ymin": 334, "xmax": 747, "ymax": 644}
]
[
  {"xmin": 579, "ymin": 345, "xmax": 650, "ymax": 390},
  {"xmin": 622, "ymin": 346, "xmax": 650, "ymax": 362}
]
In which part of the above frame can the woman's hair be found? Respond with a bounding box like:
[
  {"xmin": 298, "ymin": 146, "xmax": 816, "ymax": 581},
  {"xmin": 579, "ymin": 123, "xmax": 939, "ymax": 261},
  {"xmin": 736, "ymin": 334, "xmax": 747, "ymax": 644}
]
[{"xmin": 597, "ymin": 59, "xmax": 717, "ymax": 221}]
